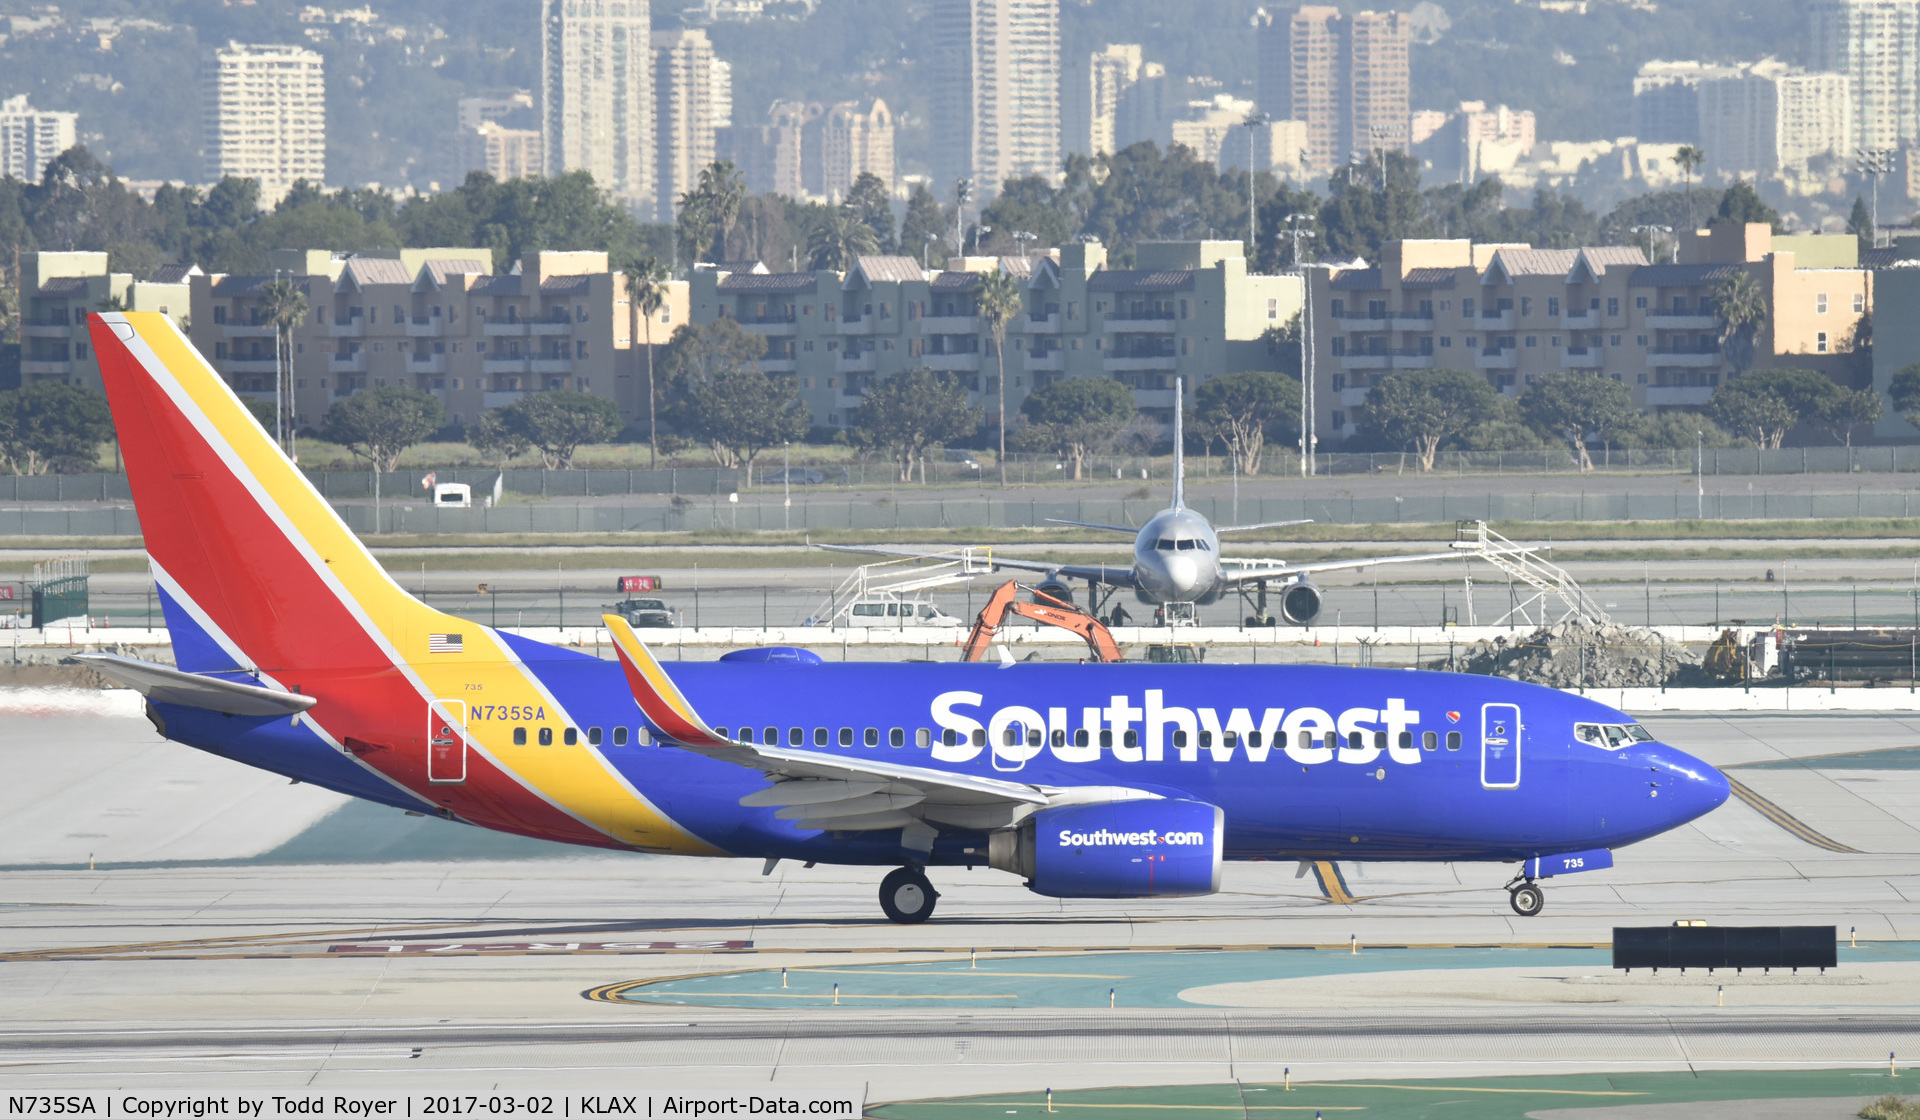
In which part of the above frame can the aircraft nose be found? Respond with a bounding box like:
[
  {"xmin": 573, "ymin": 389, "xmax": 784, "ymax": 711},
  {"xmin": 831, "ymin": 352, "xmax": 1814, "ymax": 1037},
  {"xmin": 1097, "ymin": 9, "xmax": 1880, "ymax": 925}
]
[{"xmin": 1647, "ymin": 742, "xmax": 1731, "ymax": 825}]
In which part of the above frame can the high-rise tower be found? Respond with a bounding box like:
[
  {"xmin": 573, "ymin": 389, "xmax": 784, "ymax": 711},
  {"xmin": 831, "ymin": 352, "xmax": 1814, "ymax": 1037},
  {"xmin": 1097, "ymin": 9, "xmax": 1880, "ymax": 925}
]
[
  {"xmin": 542, "ymin": 0, "xmax": 655, "ymax": 214},
  {"xmin": 930, "ymin": 0, "xmax": 1061, "ymax": 197}
]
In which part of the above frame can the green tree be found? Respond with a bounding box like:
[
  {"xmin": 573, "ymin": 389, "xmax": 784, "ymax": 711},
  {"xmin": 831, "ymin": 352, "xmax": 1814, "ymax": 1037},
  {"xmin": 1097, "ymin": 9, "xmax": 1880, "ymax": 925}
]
[
  {"xmin": 806, "ymin": 206, "xmax": 881, "ymax": 270},
  {"xmin": 1709, "ymin": 367, "xmax": 1839, "ymax": 448},
  {"xmin": 851, "ymin": 367, "xmax": 982, "ymax": 482},
  {"xmin": 974, "ymin": 270, "xmax": 1023, "ymax": 486},
  {"xmin": 676, "ymin": 161, "xmax": 748, "ymax": 264},
  {"xmin": 498, "ymin": 390, "xmax": 620, "ymax": 469},
  {"xmin": 1713, "ymin": 178, "xmax": 1782, "ymax": 230},
  {"xmin": 980, "ymin": 175, "xmax": 1076, "ymax": 253},
  {"xmin": 1519, "ymin": 372, "xmax": 1635, "ymax": 470},
  {"xmin": 899, "ymin": 182, "xmax": 949, "ymax": 267},
  {"xmin": 1357, "ymin": 368, "xmax": 1501, "ymax": 471},
  {"xmin": 1191, "ymin": 368, "xmax": 1301, "ymax": 475},
  {"xmin": 1848, "ymin": 194, "xmax": 1875, "ymax": 257},
  {"xmin": 1712, "ymin": 269, "xmax": 1769, "ymax": 375},
  {"xmin": 320, "ymin": 386, "xmax": 445, "ymax": 472},
  {"xmin": 1674, "ymin": 146, "xmax": 1706, "ymax": 228},
  {"xmin": 466, "ymin": 409, "xmax": 530, "ymax": 468},
  {"xmin": 1317, "ymin": 149, "xmax": 1428, "ymax": 261},
  {"xmin": 1821, "ymin": 386, "xmax": 1884, "ymax": 448},
  {"xmin": 1889, "ymin": 362, "xmax": 1920, "ymax": 432},
  {"xmin": 1015, "ymin": 377, "xmax": 1137, "ymax": 479},
  {"xmin": 658, "ymin": 318, "xmax": 807, "ymax": 469},
  {"xmin": 843, "ymin": 171, "xmax": 896, "ymax": 254},
  {"xmin": 620, "ymin": 255, "xmax": 671, "ymax": 468},
  {"xmin": 0, "ymin": 383, "xmax": 113, "ymax": 473},
  {"xmin": 257, "ymin": 277, "xmax": 308, "ymax": 455},
  {"xmin": 1617, "ymin": 412, "xmax": 1736, "ymax": 450}
]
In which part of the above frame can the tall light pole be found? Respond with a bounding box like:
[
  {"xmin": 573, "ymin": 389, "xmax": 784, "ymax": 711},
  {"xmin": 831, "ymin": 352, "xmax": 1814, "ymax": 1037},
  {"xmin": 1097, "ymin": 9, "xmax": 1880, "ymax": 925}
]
[
  {"xmin": 1242, "ymin": 111, "xmax": 1270, "ymax": 258},
  {"xmin": 1631, "ymin": 224, "xmax": 1674, "ymax": 264},
  {"xmin": 1857, "ymin": 147, "xmax": 1894, "ymax": 245},
  {"xmin": 1283, "ymin": 214, "xmax": 1317, "ymax": 478}
]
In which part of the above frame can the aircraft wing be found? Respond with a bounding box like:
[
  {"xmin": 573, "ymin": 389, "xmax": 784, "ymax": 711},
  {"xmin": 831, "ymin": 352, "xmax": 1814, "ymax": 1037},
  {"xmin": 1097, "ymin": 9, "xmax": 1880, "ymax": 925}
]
[
  {"xmin": 601, "ymin": 615, "xmax": 1158, "ymax": 845},
  {"xmin": 1042, "ymin": 518, "xmax": 1139, "ymax": 533},
  {"xmin": 1214, "ymin": 519, "xmax": 1314, "ymax": 533},
  {"xmin": 1213, "ymin": 548, "xmax": 1475, "ymax": 586},
  {"xmin": 815, "ymin": 542, "xmax": 1139, "ymax": 588}
]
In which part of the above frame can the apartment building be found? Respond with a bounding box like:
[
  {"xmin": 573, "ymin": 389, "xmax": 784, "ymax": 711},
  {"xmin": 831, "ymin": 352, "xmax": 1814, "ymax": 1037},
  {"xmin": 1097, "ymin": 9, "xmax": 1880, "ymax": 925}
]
[
  {"xmin": 819, "ymin": 99, "xmax": 894, "ymax": 197},
  {"xmin": 1306, "ymin": 226, "xmax": 1870, "ymax": 442},
  {"xmin": 1632, "ymin": 60, "xmax": 1742, "ymax": 144},
  {"xmin": 541, "ymin": 0, "xmax": 655, "ymax": 215},
  {"xmin": 200, "ymin": 42, "xmax": 326, "ymax": 204},
  {"xmin": 725, "ymin": 97, "xmax": 893, "ymax": 200},
  {"xmin": 1259, "ymin": 6, "xmax": 1411, "ymax": 171},
  {"xmin": 1810, "ymin": 0, "xmax": 1920, "ymax": 151},
  {"xmin": 17, "ymin": 253, "xmax": 194, "ymax": 390},
  {"xmin": 0, "ymin": 94, "xmax": 77, "ymax": 183},
  {"xmin": 1696, "ymin": 60, "xmax": 1853, "ymax": 176},
  {"xmin": 928, "ymin": 0, "xmax": 1061, "ymax": 194},
  {"xmin": 687, "ymin": 241, "xmax": 1302, "ymax": 430},
  {"xmin": 187, "ymin": 250, "xmax": 689, "ymax": 435},
  {"xmin": 1411, "ymin": 101, "xmax": 1536, "ymax": 184},
  {"xmin": 652, "ymin": 28, "xmax": 720, "ymax": 223},
  {"xmin": 1085, "ymin": 43, "xmax": 1143, "ymax": 156}
]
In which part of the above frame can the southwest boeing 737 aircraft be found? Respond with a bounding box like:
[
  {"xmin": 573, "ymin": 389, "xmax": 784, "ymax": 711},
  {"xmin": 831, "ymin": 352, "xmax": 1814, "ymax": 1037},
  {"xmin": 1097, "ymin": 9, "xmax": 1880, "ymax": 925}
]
[{"xmin": 80, "ymin": 313, "xmax": 1729, "ymax": 923}]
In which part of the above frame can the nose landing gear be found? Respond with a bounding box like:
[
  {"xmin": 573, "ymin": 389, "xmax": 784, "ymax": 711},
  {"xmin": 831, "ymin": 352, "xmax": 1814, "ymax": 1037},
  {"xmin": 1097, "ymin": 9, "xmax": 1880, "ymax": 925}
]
[
  {"xmin": 1506, "ymin": 877, "xmax": 1545, "ymax": 917},
  {"xmin": 879, "ymin": 865, "xmax": 938, "ymax": 923}
]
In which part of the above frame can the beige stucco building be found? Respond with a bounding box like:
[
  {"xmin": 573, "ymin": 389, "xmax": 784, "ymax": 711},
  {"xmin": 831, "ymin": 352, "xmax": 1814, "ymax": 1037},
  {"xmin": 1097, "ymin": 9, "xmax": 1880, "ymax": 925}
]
[
  {"xmin": 1307, "ymin": 225, "xmax": 1871, "ymax": 441},
  {"xmin": 18, "ymin": 253, "xmax": 196, "ymax": 390}
]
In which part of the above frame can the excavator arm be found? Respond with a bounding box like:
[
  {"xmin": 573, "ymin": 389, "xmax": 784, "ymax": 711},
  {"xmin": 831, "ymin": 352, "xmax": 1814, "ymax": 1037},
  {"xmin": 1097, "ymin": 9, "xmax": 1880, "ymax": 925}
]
[{"xmin": 960, "ymin": 580, "xmax": 1124, "ymax": 663}]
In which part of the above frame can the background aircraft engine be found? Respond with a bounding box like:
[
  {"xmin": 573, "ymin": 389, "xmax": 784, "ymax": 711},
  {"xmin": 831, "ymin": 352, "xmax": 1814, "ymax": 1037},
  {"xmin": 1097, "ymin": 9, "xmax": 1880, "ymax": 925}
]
[
  {"xmin": 987, "ymin": 799, "xmax": 1223, "ymax": 899},
  {"xmin": 1280, "ymin": 580, "xmax": 1323, "ymax": 625},
  {"xmin": 1034, "ymin": 575, "xmax": 1075, "ymax": 604}
]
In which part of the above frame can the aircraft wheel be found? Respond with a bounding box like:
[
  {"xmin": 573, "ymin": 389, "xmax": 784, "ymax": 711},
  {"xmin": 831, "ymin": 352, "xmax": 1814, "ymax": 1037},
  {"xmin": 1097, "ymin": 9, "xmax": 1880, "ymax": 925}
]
[
  {"xmin": 1509, "ymin": 882, "xmax": 1544, "ymax": 917},
  {"xmin": 879, "ymin": 867, "xmax": 938, "ymax": 923}
]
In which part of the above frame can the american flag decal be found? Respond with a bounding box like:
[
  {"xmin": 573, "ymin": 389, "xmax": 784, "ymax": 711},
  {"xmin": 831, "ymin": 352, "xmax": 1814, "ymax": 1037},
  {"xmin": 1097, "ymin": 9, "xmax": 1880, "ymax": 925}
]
[{"xmin": 428, "ymin": 633, "xmax": 463, "ymax": 654}]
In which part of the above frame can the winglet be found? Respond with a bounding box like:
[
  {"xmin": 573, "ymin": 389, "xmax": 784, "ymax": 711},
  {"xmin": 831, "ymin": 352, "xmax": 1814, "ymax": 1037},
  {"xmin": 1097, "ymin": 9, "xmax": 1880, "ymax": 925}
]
[
  {"xmin": 1172, "ymin": 375, "xmax": 1185, "ymax": 511},
  {"xmin": 602, "ymin": 614, "xmax": 731, "ymax": 749}
]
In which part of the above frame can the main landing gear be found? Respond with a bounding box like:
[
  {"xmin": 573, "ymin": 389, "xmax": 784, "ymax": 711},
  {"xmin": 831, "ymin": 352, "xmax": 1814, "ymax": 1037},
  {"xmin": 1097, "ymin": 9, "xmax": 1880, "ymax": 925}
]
[
  {"xmin": 1505, "ymin": 876, "xmax": 1545, "ymax": 917},
  {"xmin": 879, "ymin": 866, "xmax": 938, "ymax": 923}
]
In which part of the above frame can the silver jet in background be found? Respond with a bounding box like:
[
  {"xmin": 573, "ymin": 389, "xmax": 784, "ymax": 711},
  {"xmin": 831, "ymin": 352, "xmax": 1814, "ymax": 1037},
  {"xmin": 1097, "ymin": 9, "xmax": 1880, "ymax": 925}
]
[{"xmin": 822, "ymin": 378, "xmax": 1461, "ymax": 626}]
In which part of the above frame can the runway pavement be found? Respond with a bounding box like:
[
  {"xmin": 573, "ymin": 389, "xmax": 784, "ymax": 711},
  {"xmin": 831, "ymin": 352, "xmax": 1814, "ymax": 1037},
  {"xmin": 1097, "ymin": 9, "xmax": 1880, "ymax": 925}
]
[{"xmin": 2, "ymin": 696, "xmax": 1919, "ymax": 1106}]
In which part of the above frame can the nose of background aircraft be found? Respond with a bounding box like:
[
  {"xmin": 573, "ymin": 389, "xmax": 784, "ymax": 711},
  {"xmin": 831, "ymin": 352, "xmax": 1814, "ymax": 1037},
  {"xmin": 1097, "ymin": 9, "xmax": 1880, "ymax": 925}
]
[{"xmin": 1648, "ymin": 741, "xmax": 1732, "ymax": 826}]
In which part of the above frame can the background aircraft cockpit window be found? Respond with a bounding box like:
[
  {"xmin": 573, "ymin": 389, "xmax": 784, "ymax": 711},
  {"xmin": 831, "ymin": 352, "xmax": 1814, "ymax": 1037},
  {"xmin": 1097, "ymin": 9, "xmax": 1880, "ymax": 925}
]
[
  {"xmin": 1603, "ymin": 725, "xmax": 1630, "ymax": 748},
  {"xmin": 1627, "ymin": 724, "xmax": 1655, "ymax": 742},
  {"xmin": 1577, "ymin": 723, "xmax": 1652, "ymax": 749},
  {"xmin": 1156, "ymin": 539, "xmax": 1175, "ymax": 550},
  {"xmin": 1445, "ymin": 731, "xmax": 1462, "ymax": 750},
  {"xmin": 1575, "ymin": 723, "xmax": 1605, "ymax": 746},
  {"xmin": 1177, "ymin": 539, "xmax": 1196, "ymax": 550},
  {"xmin": 612, "ymin": 726, "xmax": 628, "ymax": 746}
]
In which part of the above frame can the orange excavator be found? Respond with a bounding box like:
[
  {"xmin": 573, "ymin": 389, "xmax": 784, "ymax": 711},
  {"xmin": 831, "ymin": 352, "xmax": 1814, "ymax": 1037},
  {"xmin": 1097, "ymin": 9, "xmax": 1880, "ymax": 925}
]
[{"xmin": 960, "ymin": 580, "xmax": 1124, "ymax": 663}]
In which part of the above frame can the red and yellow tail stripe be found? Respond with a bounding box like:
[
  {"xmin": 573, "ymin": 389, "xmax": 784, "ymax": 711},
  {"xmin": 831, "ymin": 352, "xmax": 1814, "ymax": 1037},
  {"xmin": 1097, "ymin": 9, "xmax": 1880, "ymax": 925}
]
[{"xmin": 90, "ymin": 313, "xmax": 719, "ymax": 855}]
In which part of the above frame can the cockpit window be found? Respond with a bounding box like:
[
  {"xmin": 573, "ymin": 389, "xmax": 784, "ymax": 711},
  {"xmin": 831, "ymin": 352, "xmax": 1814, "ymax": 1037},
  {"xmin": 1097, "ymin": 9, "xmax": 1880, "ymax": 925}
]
[
  {"xmin": 1156, "ymin": 539, "xmax": 1175, "ymax": 551},
  {"xmin": 1176, "ymin": 539, "xmax": 1196, "ymax": 550},
  {"xmin": 1575, "ymin": 722, "xmax": 1653, "ymax": 749}
]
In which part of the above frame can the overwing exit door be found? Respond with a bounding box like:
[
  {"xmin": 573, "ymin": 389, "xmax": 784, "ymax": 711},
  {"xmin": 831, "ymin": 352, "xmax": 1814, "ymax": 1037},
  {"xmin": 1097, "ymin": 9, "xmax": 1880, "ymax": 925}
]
[
  {"xmin": 1481, "ymin": 702, "xmax": 1521, "ymax": 789},
  {"xmin": 428, "ymin": 700, "xmax": 467, "ymax": 784}
]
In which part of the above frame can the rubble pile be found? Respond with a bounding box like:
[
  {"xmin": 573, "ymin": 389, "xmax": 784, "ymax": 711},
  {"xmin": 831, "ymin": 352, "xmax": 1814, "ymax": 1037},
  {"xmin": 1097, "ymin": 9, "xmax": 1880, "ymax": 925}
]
[{"xmin": 1436, "ymin": 620, "xmax": 1696, "ymax": 688}]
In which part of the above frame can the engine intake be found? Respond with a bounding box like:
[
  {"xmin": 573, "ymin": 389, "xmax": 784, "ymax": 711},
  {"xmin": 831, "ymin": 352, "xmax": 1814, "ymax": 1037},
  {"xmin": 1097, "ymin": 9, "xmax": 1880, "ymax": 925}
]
[
  {"xmin": 988, "ymin": 799, "xmax": 1223, "ymax": 899},
  {"xmin": 1280, "ymin": 580, "xmax": 1322, "ymax": 625}
]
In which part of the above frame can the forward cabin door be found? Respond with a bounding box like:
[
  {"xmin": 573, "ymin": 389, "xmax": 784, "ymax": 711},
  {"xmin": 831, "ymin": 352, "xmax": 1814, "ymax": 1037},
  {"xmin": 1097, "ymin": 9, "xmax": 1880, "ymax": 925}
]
[
  {"xmin": 428, "ymin": 700, "xmax": 467, "ymax": 784},
  {"xmin": 1481, "ymin": 703, "xmax": 1521, "ymax": 789}
]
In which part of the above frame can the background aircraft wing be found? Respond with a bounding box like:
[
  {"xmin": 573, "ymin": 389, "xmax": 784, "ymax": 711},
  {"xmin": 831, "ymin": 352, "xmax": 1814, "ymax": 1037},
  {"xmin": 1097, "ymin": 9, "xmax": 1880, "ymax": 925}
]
[
  {"xmin": 815, "ymin": 542, "xmax": 1140, "ymax": 587},
  {"xmin": 1042, "ymin": 518, "xmax": 1139, "ymax": 533},
  {"xmin": 1214, "ymin": 519, "xmax": 1314, "ymax": 533},
  {"xmin": 602, "ymin": 615, "xmax": 1156, "ymax": 842},
  {"xmin": 1214, "ymin": 548, "xmax": 1470, "ymax": 586}
]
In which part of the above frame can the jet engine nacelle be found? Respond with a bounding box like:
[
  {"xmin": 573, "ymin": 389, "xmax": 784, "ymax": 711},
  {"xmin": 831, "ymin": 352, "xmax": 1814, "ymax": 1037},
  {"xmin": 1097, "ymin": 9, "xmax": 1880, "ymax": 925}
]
[
  {"xmin": 987, "ymin": 799, "xmax": 1223, "ymax": 899},
  {"xmin": 1280, "ymin": 580, "xmax": 1323, "ymax": 625},
  {"xmin": 1034, "ymin": 575, "xmax": 1074, "ymax": 605}
]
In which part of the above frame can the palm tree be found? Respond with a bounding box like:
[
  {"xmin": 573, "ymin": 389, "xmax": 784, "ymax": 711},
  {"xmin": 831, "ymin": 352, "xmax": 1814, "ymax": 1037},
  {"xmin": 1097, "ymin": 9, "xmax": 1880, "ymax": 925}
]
[
  {"xmin": 94, "ymin": 292, "xmax": 130, "ymax": 312},
  {"xmin": 620, "ymin": 255, "xmax": 670, "ymax": 468},
  {"xmin": 695, "ymin": 161, "xmax": 747, "ymax": 261},
  {"xmin": 1712, "ymin": 269, "xmax": 1768, "ymax": 376},
  {"xmin": 1674, "ymin": 146, "xmax": 1706, "ymax": 230},
  {"xmin": 974, "ymin": 269, "xmax": 1024, "ymax": 487},
  {"xmin": 806, "ymin": 208, "xmax": 880, "ymax": 271},
  {"xmin": 258, "ymin": 278, "xmax": 308, "ymax": 457}
]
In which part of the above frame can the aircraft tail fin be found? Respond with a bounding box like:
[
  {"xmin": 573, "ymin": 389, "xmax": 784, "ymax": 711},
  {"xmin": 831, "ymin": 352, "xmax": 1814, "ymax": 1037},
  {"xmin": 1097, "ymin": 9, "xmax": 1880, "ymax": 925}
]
[
  {"xmin": 1172, "ymin": 375, "xmax": 1185, "ymax": 511},
  {"xmin": 88, "ymin": 312, "xmax": 452, "ymax": 678}
]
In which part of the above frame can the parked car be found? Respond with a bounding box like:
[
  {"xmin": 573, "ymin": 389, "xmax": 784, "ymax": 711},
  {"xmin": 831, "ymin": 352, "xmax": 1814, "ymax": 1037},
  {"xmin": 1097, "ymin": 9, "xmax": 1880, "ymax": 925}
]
[
  {"xmin": 843, "ymin": 600, "xmax": 965, "ymax": 627},
  {"xmin": 606, "ymin": 597, "xmax": 676, "ymax": 627},
  {"xmin": 758, "ymin": 468, "xmax": 826, "ymax": 485}
]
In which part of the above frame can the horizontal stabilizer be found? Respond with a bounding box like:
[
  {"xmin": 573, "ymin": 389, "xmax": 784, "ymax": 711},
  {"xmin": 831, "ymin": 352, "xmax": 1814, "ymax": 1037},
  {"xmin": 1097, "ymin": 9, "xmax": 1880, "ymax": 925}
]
[{"xmin": 76, "ymin": 654, "xmax": 317, "ymax": 717}]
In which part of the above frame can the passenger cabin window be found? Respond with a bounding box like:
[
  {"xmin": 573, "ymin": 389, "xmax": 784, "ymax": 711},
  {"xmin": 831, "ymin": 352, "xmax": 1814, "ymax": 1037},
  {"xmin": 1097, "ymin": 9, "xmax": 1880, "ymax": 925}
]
[
  {"xmin": 839, "ymin": 727, "xmax": 854, "ymax": 746},
  {"xmin": 513, "ymin": 727, "xmax": 527, "ymax": 746},
  {"xmin": 865, "ymin": 728, "xmax": 879, "ymax": 747},
  {"xmin": 765, "ymin": 727, "xmax": 777, "ymax": 745},
  {"xmin": 637, "ymin": 727, "xmax": 653, "ymax": 746},
  {"xmin": 916, "ymin": 728, "xmax": 932, "ymax": 747},
  {"xmin": 588, "ymin": 727, "xmax": 602, "ymax": 746},
  {"xmin": 789, "ymin": 727, "xmax": 804, "ymax": 746},
  {"xmin": 1422, "ymin": 731, "xmax": 1437, "ymax": 751},
  {"xmin": 538, "ymin": 727, "xmax": 553, "ymax": 746},
  {"xmin": 942, "ymin": 729, "xmax": 960, "ymax": 746},
  {"xmin": 563, "ymin": 728, "xmax": 578, "ymax": 746},
  {"xmin": 889, "ymin": 728, "xmax": 904, "ymax": 747},
  {"xmin": 1445, "ymin": 731, "xmax": 1461, "ymax": 750},
  {"xmin": 613, "ymin": 727, "xmax": 628, "ymax": 746},
  {"xmin": 815, "ymin": 728, "xmax": 829, "ymax": 746}
]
